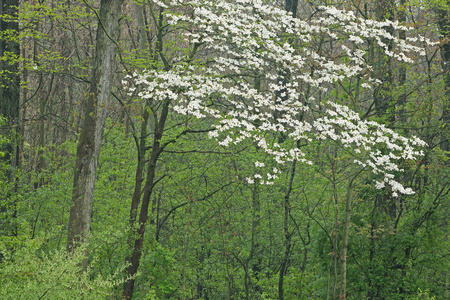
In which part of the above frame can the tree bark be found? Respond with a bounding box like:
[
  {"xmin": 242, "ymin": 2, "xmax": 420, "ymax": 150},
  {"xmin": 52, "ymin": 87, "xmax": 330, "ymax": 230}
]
[
  {"xmin": 122, "ymin": 98, "xmax": 171, "ymax": 299},
  {"xmin": 339, "ymin": 176, "xmax": 357, "ymax": 299},
  {"xmin": 278, "ymin": 160, "xmax": 296, "ymax": 300},
  {"xmin": 0, "ymin": 0, "xmax": 20, "ymax": 125},
  {"xmin": 397, "ymin": 0, "xmax": 407, "ymax": 123},
  {"xmin": 67, "ymin": 0, "xmax": 123, "ymax": 252},
  {"xmin": 436, "ymin": 2, "xmax": 450, "ymax": 152},
  {"xmin": 0, "ymin": 0, "xmax": 20, "ymax": 237},
  {"xmin": 374, "ymin": 0, "xmax": 395, "ymax": 118}
]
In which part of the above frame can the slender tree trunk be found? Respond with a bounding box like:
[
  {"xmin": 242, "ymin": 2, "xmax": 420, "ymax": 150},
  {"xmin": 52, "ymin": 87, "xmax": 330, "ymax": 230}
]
[
  {"xmin": 0, "ymin": 0, "xmax": 19, "ymax": 125},
  {"xmin": 128, "ymin": 108, "xmax": 149, "ymax": 228},
  {"xmin": 19, "ymin": 41, "xmax": 27, "ymax": 174},
  {"xmin": 0, "ymin": 0, "xmax": 20, "ymax": 237},
  {"xmin": 437, "ymin": 3, "xmax": 450, "ymax": 152},
  {"xmin": 122, "ymin": 5, "xmax": 171, "ymax": 297},
  {"xmin": 278, "ymin": 160, "xmax": 296, "ymax": 300},
  {"xmin": 35, "ymin": 74, "xmax": 54, "ymax": 189},
  {"xmin": 339, "ymin": 173, "xmax": 359, "ymax": 299},
  {"xmin": 397, "ymin": 0, "xmax": 407, "ymax": 123},
  {"xmin": 277, "ymin": 10, "xmax": 298, "ymax": 298},
  {"xmin": 135, "ymin": 0, "xmax": 149, "ymax": 54},
  {"xmin": 67, "ymin": 0, "xmax": 123, "ymax": 252},
  {"xmin": 251, "ymin": 181, "xmax": 262, "ymax": 295},
  {"xmin": 374, "ymin": 0, "xmax": 395, "ymax": 118},
  {"xmin": 122, "ymin": 98, "xmax": 171, "ymax": 299}
]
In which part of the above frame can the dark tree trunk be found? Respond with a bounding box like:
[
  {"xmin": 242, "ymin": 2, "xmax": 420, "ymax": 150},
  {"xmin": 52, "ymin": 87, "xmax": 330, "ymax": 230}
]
[
  {"xmin": 278, "ymin": 4, "xmax": 298, "ymax": 298},
  {"xmin": 0, "ymin": 0, "xmax": 20, "ymax": 125},
  {"xmin": 122, "ymin": 98, "xmax": 171, "ymax": 299},
  {"xmin": 339, "ymin": 171, "xmax": 361, "ymax": 300},
  {"xmin": 374, "ymin": 0, "xmax": 395, "ymax": 118},
  {"xmin": 437, "ymin": 3, "xmax": 450, "ymax": 152},
  {"xmin": 397, "ymin": 0, "xmax": 407, "ymax": 123},
  {"xmin": 0, "ymin": 0, "xmax": 20, "ymax": 237},
  {"xmin": 278, "ymin": 160, "xmax": 296, "ymax": 300},
  {"xmin": 67, "ymin": 0, "xmax": 123, "ymax": 252}
]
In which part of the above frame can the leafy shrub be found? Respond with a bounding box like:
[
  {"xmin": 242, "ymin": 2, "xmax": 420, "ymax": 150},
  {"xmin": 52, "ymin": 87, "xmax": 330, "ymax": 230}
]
[{"xmin": 0, "ymin": 232, "xmax": 127, "ymax": 299}]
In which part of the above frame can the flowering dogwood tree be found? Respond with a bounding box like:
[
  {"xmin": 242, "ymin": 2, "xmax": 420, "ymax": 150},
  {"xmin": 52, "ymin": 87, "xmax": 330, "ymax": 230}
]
[
  {"xmin": 122, "ymin": 0, "xmax": 432, "ymax": 296},
  {"xmin": 126, "ymin": 0, "xmax": 429, "ymax": 195}
]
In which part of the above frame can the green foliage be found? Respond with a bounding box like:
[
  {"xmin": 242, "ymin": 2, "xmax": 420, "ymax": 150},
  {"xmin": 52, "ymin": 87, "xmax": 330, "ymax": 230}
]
[
  {"xmin": 135, "ymin": 241, "xmax": 179, "ymax": 299},
  {"xmin": 407, "ymin": 289, "xmax": 437, "ymax": 300},
  {"xmin": 0, "ymin": 232, "xmax": 127, "ymax": 299},
  {"xmin": 407, "ymin": 0, "xmax": 449, "ymax": 10},
  {"xmin": 0, "ymin": 0, "xmax": 96, "ymax": 83},
  {"xmin": 92, "ymin": 119, "xmax": 136, "ymax": 230},
  {"xmin": 1, "ymin": 0, "xmax": 449, "ymax": 298}
]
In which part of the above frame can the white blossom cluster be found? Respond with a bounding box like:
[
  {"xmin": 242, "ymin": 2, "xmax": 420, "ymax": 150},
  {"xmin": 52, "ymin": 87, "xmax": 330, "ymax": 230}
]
[
  {"xmin": 313, "ymin": 102, "xmax": 425, "ymax": 196},
  {"xmin": 126, "ymin": 0, "xmax": 430, "ymax": 194}
]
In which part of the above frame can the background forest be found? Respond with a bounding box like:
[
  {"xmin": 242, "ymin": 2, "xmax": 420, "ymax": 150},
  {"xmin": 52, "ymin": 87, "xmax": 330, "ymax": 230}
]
[{"xmin": 0, "ymin": 0, "xmax": 449, "ymax": 299}]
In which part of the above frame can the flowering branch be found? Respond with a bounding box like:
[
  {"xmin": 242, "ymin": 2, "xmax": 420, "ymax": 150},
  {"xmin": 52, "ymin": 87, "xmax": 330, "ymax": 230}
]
[{"xmin": 125, "ymin": 0, "xmax": 432, "ymax": 195}]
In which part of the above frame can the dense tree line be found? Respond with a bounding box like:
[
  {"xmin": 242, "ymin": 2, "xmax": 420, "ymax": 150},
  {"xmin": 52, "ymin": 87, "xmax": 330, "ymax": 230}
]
[{"xmin": 0, "ymin": 0, "xmax": 449, "ymax": 299}]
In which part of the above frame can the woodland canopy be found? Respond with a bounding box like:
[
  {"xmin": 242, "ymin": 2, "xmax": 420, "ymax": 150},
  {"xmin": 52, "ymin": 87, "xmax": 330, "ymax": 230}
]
[{"xmin": 0, "ymin": 0, "xmax": 449, "ymax": 299}]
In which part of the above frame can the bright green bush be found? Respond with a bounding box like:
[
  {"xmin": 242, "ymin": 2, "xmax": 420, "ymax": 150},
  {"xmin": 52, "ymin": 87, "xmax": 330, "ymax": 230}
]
[{"xmin": 0, "ymin": 232, "xmax": 127, "ymax": 299}]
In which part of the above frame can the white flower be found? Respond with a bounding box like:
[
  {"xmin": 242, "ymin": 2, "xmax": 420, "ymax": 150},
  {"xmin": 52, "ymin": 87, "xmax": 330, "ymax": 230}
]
[
  {"xmin": 375, "ymin": 181, "xmax": 385, "ymax": 189},
  {"xmin": 125, "ymin": 0, "xmax": 429, "ymax": 195},
  {"xmin": 255, "ymin": 161, "xmax": 265, "ymax": 167}
]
